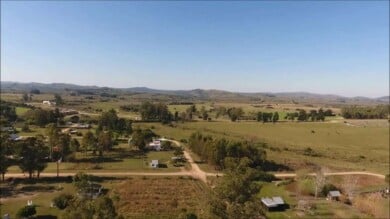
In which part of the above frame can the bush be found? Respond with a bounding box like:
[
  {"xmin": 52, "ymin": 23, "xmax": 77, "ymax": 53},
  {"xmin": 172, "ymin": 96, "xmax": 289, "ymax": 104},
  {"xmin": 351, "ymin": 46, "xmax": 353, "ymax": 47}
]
[
  {"xmin": 53, "ymin": 193, "xmax": 74, "ymax": 209},
  {"xmin": 16, "ymin": 205, "xmax": 36, "ymax": 218},
  {"xmin": 298, "ymin": 178, "xmax": 315, "ymax": 196},
  {"xmin": 185, "ymin": 213, "xmax": 198, "ymax": 219},
  {"xmin": 158, "ymin": 163, "xmax": 168, "ymax": 168},
  {"xmin": 253, "ymin": 171, "xmax": 276, "ymax": 182},
  {"xmin": 21, "ymin": 123, "xmax": 30, "ymax": 132}
]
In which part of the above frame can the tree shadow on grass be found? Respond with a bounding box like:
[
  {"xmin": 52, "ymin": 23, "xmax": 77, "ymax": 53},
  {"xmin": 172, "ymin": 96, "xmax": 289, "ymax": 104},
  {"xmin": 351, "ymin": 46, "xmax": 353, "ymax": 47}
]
[
  {"xmin": 35, "ymin": 215, "xmax": 57, "ymax": 219},
  {"xmin": 75, "ymin": 150, "xmax": 146, "ymax": 163},
  {"xmin": 261, "ymin": 160, "xmax": 292, "ymax": 172},
  {"xmin": 75, "ymin": 157, "xmax": 123, "ymax": 163}
]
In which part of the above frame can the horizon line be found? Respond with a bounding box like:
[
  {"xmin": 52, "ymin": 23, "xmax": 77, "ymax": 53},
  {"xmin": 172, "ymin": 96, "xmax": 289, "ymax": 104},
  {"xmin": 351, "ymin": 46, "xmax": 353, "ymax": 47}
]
[{"xmin": 1, "ymin": 81, "xmax": 388, "ymax": 99}]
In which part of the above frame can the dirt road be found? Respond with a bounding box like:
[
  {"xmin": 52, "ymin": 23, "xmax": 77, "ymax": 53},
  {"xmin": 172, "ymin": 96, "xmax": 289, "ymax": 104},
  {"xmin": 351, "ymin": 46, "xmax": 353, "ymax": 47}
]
[
  {"xmin": 167, "ymin": 139, "xmax": 208, "ymax": 183},
  {"xmin": 274, "ymin": 171, "xmax": 386, "ymax": 179}
]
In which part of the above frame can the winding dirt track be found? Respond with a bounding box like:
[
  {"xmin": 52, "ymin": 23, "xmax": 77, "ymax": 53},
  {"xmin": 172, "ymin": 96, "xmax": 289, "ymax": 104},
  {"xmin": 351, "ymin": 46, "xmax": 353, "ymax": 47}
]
[{"xmin": 3, "ymin": 139, "xmax": 385, "ymax": 183}]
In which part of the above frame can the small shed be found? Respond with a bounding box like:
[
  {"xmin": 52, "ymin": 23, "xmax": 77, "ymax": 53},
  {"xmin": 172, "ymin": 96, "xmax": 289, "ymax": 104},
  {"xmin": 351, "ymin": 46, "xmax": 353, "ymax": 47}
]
[
  {"xmin": 148, "ymin": 140, "xmax": 161, "ymax": 151},
  {"xmin": 261, "ymin": 196, "xmax": 286, "ymax": 211},
  {"xmin": 150, "ymin": 160, "xmax": 159, "ymax": 168},
  {"xmin": 9, "ymin": 134, "xmax": 22, "ymax": 141},
  {"xmin": 327, "ymin": 190, "xmax": 341, "ymax": 201}
]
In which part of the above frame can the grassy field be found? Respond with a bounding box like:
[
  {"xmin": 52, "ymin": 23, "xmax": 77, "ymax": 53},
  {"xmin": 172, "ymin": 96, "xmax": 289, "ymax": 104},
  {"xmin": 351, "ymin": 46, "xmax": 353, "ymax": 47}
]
[
  {"xmin": 7, "ymin": 146, "xmax": 187, "ymax": 174},
  {"xmin": 0, "ymin": 180, "xmax": 75, "ymax": 218},
  {"xmin": 136, "ymin": 120, "xmax": 389, "ymax": 174},
  {"xmin": 258, "ymin": 181, "xmax": 379, "ymax": 219}
]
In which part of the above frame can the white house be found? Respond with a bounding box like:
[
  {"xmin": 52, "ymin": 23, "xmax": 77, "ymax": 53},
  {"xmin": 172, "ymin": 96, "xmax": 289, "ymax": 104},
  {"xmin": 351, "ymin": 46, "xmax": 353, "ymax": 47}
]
[
  {"xmin": 150, "ymin": 160, "xmax": 159, "ymax": 168},
  {"xmin": 327, "ymin": 190, "xmax": 341, "ymax": 201},
  {"xmin": 42, "ymin": 100, "xmax": 55, "ymax": 106},
  {"xmin": 147, "ymin": 140, "xmax": 162, "ymax": 151}
]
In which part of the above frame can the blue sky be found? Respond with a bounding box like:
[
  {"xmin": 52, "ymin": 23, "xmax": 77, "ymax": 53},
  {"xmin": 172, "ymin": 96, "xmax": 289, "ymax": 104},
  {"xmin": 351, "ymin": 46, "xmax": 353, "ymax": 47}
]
[{"xmin": 1, "ymin": 1, "xmax": 389, "ymax": 97}]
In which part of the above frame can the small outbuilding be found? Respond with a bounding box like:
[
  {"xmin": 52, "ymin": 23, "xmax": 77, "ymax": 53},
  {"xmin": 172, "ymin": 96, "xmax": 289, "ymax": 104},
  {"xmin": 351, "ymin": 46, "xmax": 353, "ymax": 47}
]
[
  {"xmin": 150, "ymin": 160, "xmax": 159, "ymax": 168},
  {"xmin": 327, "ymin": 190, "xmax": 341, "ymax": 201},
  {"xmin": 261, "ymin": 196, "xmax": 286, "ymax": 211},
  {"xmin": 147, "ymin": 140, "xmax": 162, "ymax": 151},
  {"xmin": 9, "ymin": 134, "xmax": 22, "ymax": 141}
]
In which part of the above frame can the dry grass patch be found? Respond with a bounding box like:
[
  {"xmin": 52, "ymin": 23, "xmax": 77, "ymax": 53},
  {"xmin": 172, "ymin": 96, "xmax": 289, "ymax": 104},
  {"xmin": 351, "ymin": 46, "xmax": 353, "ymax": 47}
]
[
  {"xmin": 114, "ymin": 177, "xmax": 209, "ymax": 218},
  {"xmin": 353, "ymin": 193, "xmax": 389, "ymax": 218}
]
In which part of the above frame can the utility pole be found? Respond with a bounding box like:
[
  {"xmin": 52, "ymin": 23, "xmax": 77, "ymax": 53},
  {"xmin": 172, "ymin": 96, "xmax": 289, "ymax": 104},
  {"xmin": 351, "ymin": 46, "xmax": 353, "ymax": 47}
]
[{"xmin": 57, "ymin": 157, "xmax": 62, "ymax": 178}]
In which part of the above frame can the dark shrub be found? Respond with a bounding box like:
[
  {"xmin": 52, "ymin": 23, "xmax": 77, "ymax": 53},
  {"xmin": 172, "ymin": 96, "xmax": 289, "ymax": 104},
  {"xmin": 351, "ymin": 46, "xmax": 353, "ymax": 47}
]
[
  {"xmin": 16, "ymin": 205, "xmax": 36, "ymax": 218},
  {"xmin": 321, "ymin": 183, "xmax": 338, "ymax": 197},
  {"xmin": 52, "ymin": 193, "xmax": 74, "ymax": 209}
]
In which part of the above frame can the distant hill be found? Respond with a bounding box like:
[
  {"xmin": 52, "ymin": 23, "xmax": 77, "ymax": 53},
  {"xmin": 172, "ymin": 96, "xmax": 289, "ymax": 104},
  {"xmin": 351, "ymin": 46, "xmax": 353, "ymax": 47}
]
[{"xmin": 1, "ymin": 81, "xmax": 388, "ymax": 105}]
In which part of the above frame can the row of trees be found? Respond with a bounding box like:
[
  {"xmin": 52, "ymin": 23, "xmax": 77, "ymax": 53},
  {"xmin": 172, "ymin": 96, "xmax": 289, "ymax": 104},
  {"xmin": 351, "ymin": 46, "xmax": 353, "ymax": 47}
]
[
  {"xmin": 97, "ymin": 109, "xmax": 132, "ymax": 135},
  {"xmin": 213, "ymin": 106, "xmax": 244, "ymax": 122},
  {"xmin": 139, "ymin": 102, "xmax": 173, "ymax": 123},
  {"xmin": 1, "ymin": 109, "xmax": 134, "ymax": 180},
  {"xmin": 81, "ymin": 131, "xmax": 114, "ymax": 157},
  {"xmin": 0, "ymin": 135, "xmax": 49, "ymax": 180},
  {"xmin": 341, "ymin": 105, "xmax": 389, "ymax": 119},
  {"xmin": 256, "ymin": 111, "xmax": 279, "ymax": 123},
  {"xmin": 188, "ymin": 132, "xmax": 267, "ymax": 169},
  {"xmin": 0, "ymin": 129, "xmax": 117, "ymax": 181},
  {"xmin": 285, "ymin": 108, "xmax": 333, "ymax": 121},
  {"xmin": 24, "ymin": 108, "xmax": 63, "ymax": 126}
]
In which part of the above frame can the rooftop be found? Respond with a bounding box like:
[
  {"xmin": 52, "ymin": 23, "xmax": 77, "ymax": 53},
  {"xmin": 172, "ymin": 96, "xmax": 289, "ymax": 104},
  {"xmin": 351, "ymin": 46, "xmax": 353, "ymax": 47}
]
[
  {"xmin": 328, "ymin": 190, "xmax": 341, "ymax": 197},
  {"xmin": 261, "ymin": 196, "xmax": 285, "ymax": 207}
]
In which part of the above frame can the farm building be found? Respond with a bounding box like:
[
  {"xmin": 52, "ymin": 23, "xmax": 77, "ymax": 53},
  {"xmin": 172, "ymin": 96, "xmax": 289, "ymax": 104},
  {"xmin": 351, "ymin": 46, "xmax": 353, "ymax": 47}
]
[
  {"xmin": 60, "ymin": 109, "xmax": 78, "ymax": 116},
  {"xmin": 147, "ymin": 140, "xmax": 162, "ymax": 151},
  {"xmin": 327, "ymin": 190, "xmax": 341, "ymax": 201},
  {"xmin": 62, "ymin": 128, "xmax": 78, "ymax": 134},
  {"xmin": 42, "ymin": 100, "xmax": 55, "ymax": 106},
  {"xmin": 261, "ymin": 196, "xmax": 286, "ymax": 211},
  {"xmin": 71, "ymin": 123, "xmax": 91, "ymax": 129},
  {"xmin": 150, "ymin": 160, "xmax": 159, "ymax": 168},
  {"xmin": 9, "ymin": 134, "xmax": 22, "ymax": 141}
]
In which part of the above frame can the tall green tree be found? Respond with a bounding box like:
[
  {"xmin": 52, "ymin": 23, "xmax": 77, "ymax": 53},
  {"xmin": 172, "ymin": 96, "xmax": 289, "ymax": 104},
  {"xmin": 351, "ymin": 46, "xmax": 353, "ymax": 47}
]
[
  {"xmin": 46, "ymin": 123, "xmax": 59, "ymax": 159},
  {"xmin": 139, "ymin": 102, "xmax": 173, "ymax": 123},
  {"xmin": 0, "ymin": 136, "xmax": 13, "ymax": 181},
  {"xmin": 318, "ymin": 108, "xmax": 325, "ymax": 121},
  {"xmin": 130, "ymin": 128, "xmax": 156, "ymax": 151},
  {"xmin": 54, "ymin": 94, "xmax": 64, "ymax": 105},
  {"xmin": 70, "ymin": 138, "xmax": 81, "ymax": 152},
  {"xmin": 227, "ymin": 108, "xmax": 243, "ymax": 122},
  {"xmin": 0, "ymin": 101, "xmax": 17, "ymax": 123},
  {"xmin": 297, "ymin": 109, "xmax": 308, "ymax": 121},
  {"xmin": 15, "ymin": 137, "xmax": 49, "ymax": 179},
  {"xmin": 82, "ymin": 131, "xmax": 97, "ymax": 155},
  {"xmin": 94, "ymin": 196, "xmax": 118, "ymax": 219},
  {"xmin": 97, "ymin": 131, "xmax": 113, "ymax": 156},
  {"xmin": 210, "ymin": 158, "xmax": 264, "ymax": 219},
  {"xmin": 22, "ymin": 93, "xmax": 29, "ymax": 102},
  {"xmin": 272, "ymin": 112, "xmax": 279, "ymax": 123}
]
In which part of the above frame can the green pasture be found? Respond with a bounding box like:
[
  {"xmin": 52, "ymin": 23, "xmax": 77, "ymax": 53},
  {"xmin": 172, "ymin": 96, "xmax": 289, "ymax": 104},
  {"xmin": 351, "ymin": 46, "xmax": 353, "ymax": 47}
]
[
  {"xmin": 6, "ymin": 145, "xmax": 186, "ymax": 174},
  {"xmin": 136, "ymin": 121, "xmax": 389, "ymax": 173}
]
